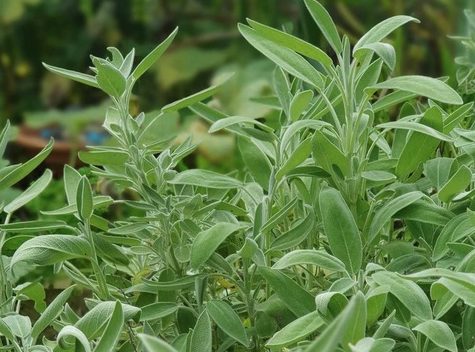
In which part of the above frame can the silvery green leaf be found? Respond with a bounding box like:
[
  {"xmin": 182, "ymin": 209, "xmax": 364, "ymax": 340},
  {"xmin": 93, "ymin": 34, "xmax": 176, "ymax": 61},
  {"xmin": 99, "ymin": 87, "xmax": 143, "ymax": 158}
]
[
  {"xmin": 239, "ymin": 23, "xmax": 325, "ymax": 89},
  {"xmin": 190, "ymin": 310, "xmax": 212, "ymax": 352},
  {"xmin": 42, "ymin": 63, "xmax": 99, "ymax": 88},
  {"xmin": 4, "ymin": 169, "xmax": 52, "ymax": 214},
  {"xmin": 76, "ymin": 177, "xmax": 93, "ymax": 221},
  {"xmin": 132, "ymin": 27, "xmax": 178, "ymax": 80},
  {"xmin": 139, "ymin": 334, "xmax": 178, "ymax": 352},
  {"xmin": 57, "ymin": 326, "xmax": 91, "ymax": 352},
  {"xmin": 32, "ymin": 285, "xmax": 76, "ymax": 341},
  {"xmin": 354, "ymin": 15, "xmax": 419, "ymax": 51},
  {"xmin": 94, "ymin": 301, "xmax": 124, "ymax": 352},
  {"xmin": 207, "ymin": 300, "xmax": 249, "ymax": 346},
  {"xmin": 304, "ymin": 0, "xmax": 343, "ymax": 54},
  {"xmin": 191, "ymin": 223, "xmax": 243, "ymax": 269},
  {"xmin": 370, "ymin": 76, "xmax": 463, "ymax": 105},
  {"xmin": 0, "ymin": 139, "xmax": 53, "ymax": 192},
  {"xmin": 413, "ymin": 320, "xmax": 457, "ymax": 352},
  {"xmin": 11, "ymin": 235, "xmax": 91, "ymax": 267}
]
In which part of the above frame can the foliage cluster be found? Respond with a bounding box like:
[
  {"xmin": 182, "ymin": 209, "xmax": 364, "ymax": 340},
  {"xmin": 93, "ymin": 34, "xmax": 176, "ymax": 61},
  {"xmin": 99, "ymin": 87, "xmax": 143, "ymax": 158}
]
[{"xmin": 1, "ymin": 1, "xmax": 475, "ymax": 351}]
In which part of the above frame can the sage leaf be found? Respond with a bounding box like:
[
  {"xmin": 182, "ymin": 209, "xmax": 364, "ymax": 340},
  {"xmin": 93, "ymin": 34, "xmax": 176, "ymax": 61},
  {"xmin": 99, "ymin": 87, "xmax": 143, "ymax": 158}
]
[
  {"xmin": 438, "ymin": 165, "xmax": 472, "ymax": 202},
  {"xmin": 140, "ymin": 302, "xmax": 178, "ymax": 321},
  {"xmin": 77, "ymin": 177, "xmax": 94, "ymax": 221},
  {"xmin": 304, "ymin": 292, "xmax": 366, "ymax": 352},
  {"xmin": 11, "ymin": 235, "xmax": 92, "ymax": 267},
  {"xmin": 169, "ymin": 169, "xmax": 242, "ymax": 189},
  {"xmin": 75, "ymin": 301, "xmax": 140, "ymax": 339},
  {"xmin": 31, "ymin": 285, "xmax": 76, "ymax": 341},
  {"xmin": 247, "ymin": 18, "xmax": 333, "ymax": 68},
  {"xmin": 355, "ymin": 42, "xmax": 396, "ymax": 71},
  {"xmin": 132, "ymin": 27, "xmax": 178, "ymax": 80},
  {"xmin": 207, "ymin": 300, "xmax": 249, "ymax": 346},
  {"xmin": 238, "ymin": 136, "xmax": 272, "ymax": 190},
  {"xmin": 258, "ymin": 267, "xmax": 315, "ymax": 317},
  {"xmin": 266, "ymin": 311, "xmax": 323, "ymax": 349},
  {"xmin": 319, "ymin": 187, "xmax": 362, "ymax": 274},
  {"xmin": 2, "ymin": 315, "xmax": 31, "ymax": 338},
  {"xmin": 162, "ymin": 73, "xmax": 233, "ymax": 112},
  {"xmin": 139, "ymin": 334, "xmax": 178, "ymax": 352},
  {"xmin": 43, "ymin": 63, "xmax": 99, "ymax": 88},
  {"xmin": 303, "ymin": 0, "xmax": 342, "ymax": 53},
  {"xmin": 413, "ymin": 320, "xmax": 457, "ymax": 352},
  {"xmin": 367, "ymin": 191, "xmax": 423, "ymax": 245},
  {"xmin": 209, "ymin": 116, "xmax": 273, "ymax": 134},
  {"xmin": 95, "ymin": 301, "xmax": 124, "ymax": 352},
  {"xmin": 372, "ymin": 271, "xmax": 432, "ymax": 320},
  {"xmin": 238, "ymin": 23, "xmax": 325, "ymax": 89},
  {"xmin": 272, "ymin": 249, "xmax": 346, "ymax": 272},
  {"xmin": 354, "ymin": 15, "xmax": 419, "ymax": 51},
  {"xmin": 95, "ymin": 62, "xmax": 126, "ymax": 98},
  {"xmin": 191, "ymin": 223, "xmax": 243, "ymax": 269},
  {"xmin": 0, "ymin": 139, "xmax": 53, "ymax": 192},
  {"xmin": 57, "ymin": 326, "xmax": 91, "ymax": 352},
  {"xmin": 370, "ymin": 76, "xmax": 463, "ymax": 105},
  {"xmin": 190, "ymin": 310, "xmax": 212, "ymax": 352}
]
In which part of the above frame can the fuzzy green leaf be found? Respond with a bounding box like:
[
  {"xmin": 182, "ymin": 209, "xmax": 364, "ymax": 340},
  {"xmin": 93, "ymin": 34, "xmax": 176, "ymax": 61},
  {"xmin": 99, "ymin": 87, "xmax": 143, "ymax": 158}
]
[
  {"xmin": 95, "ymin": 301, "xmax": 124, "ymax": 352},
  {"xmin": 57, "ymin": 326, "xmax": 91, "ymax": 352},
  {"xmin": 368, "ymin": 191, "xmax": 423, "ymax": 245},
  {"xmin": 370, "ymin": 76, "xmax": 463, "ymax": 105},
  {"xmin": 304, "ymin": 292, "xmax": 366, "ymax": 352},
  {"xmin": 438, "ymin": 165, "xmax": 472, "ymax": 203},
  {"xmin": 169, "ymin": 169, "xmax": 242, "ymax": 189},
  {"xmin": 238, "ymin": 136, "xmax": 272, "ymax": 190},
  {"xmin": 0, "ymin": 139, "xmax": 53, "ymax": 192},
  {"xmin": 190, "ymin": 311, "xmax": 212, "ymax": 352},
  {"xmin": 413, "ymin": 320, "xmax": 457, "ymax": 352},
  {"xmin": 162, "ymin": 73, "xmax": 233, "ymax": 112},
  {"xmin": 372, "ymin": 271, "xmax": 432, "ymax": 320},
  {"xmin": 95, "ymin": 62, "xmax": 126, "ymax": 98},
  {"xmin": 304, "ymin": 0, "xmax": 342, "ymax": 53},
  {"xmin": 191, "ymin": 223, "xmax": 243, "ymax": 269},
  {"xmin": 272, "ymin": 249, "xmax": 346, "ymax": 272},
  {"xmin": 42, "ymin": 63, "xmax": 99, "ymax": 88},
  {"xmin": 259, "ymin": 267, "xmax": 315, "ymax": 317},
  {"xmin": 77, "ymin": 177, "xmax": 94, "ymax": 221},
  {"xmin": 0, "ymin": 220, "xmax": 72, "ymax": 233},
  {"xmin": 209, "ymin": 115, "xmax": 273, "ymax": 134},
  {"xmin": 140, "ymin": 302, "xmax": 178, "ymax": 321},
  {"xmin": 31, "ymin": 285, "xmax": 76, "ymax": 341},
  {"xmin": 139, "ymin": 334, "xmax": 178, "ymax": 352},
  {"xmin": 132, "ymin": 27, "xmax": 178, "ymax": 80},
  {"xmin": 11, "ymin": 235, "xmax": 92, "ymax": 267},
  {"xmin": 4, "ymin": 169, "xmax": 52, "ymax": 214},
  {"xmin": 75, "ymin": 301, "xmax": 140, "ymax": 339},
  {"xmin": 239, "ymin": 23, "xmax": 324, "ymax": 89},
  {"xmin": 319, "ymin": 187, "xmax": 362, "ymax": 274},
  {"xmin": 354, "ymin": 15, "xmax": 419, "ymax": 51},
  {"xmin": 266, "ymin": 311, "xmax": 323, "ymax": 349},
  {"xmin": 247, "ymin": 18, "xmax": 333, "ymax": 68},
  {"xmin": 207, "ymin": 300, "xmax": 249, "ymax": 346},
  {"xmin": 355, "ymin": 42, "xmax": 396, "ymax": 71}
]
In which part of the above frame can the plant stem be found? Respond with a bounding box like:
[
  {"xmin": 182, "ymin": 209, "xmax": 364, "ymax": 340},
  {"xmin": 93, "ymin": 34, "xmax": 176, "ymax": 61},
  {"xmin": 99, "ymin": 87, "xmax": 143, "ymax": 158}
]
[
  {"xmin": 84, "ymin": 220, "xmax": 110, "ymax": 300},
  {"xmin": 0, "ymin": 213, "xmax": 12, "ymax": 313}
]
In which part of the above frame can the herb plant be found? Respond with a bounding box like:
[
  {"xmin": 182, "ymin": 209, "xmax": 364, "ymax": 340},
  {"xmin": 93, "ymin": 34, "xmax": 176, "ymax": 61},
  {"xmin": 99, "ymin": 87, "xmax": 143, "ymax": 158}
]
[{"xmin": 1, "ymin": 1, "xmax": 475, "ymax": 351}]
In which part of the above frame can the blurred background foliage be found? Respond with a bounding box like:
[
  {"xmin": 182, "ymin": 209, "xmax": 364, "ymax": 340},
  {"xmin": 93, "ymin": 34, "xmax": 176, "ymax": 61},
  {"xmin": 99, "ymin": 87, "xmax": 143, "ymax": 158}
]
[{"xmin": 0, "ymin": 0, "xmax": 472, "ymax": 178}]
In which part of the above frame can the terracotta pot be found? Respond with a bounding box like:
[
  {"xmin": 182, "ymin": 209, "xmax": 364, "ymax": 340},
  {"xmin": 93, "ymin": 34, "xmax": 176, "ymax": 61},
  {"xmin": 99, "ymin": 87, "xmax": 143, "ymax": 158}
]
[{"xmin": 14, "ymin": 124, "xmax": 84, "ymax": 175}]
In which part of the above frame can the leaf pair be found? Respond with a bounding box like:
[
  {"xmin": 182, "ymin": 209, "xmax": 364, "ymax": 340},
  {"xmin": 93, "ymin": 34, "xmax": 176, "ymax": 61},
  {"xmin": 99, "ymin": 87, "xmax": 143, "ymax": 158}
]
[{"xmin": 43, "ymin": 28, "xmax": 178, "ymax": 96}]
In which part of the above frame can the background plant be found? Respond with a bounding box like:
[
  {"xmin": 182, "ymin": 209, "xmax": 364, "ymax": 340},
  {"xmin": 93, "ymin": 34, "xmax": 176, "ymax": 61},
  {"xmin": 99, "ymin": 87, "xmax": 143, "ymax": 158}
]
[
  {"xmin": 1, "ymin": 0, "xmax": 469, "ymax": 188},
  {"xmin": 2, "ymin": 1, "xmax": 475, "ymax": 352}
]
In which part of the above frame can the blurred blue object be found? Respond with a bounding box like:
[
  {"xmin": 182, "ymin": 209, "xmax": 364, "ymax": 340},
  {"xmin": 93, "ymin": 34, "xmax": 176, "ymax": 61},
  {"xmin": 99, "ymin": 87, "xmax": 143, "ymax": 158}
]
[
  {"xmin": 39, "ymin": 127, "xmax": 63, "ymax": 140},
  {"xmin": 84, "ymin": 130, "xmax": 108, "ymax": 145}
]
